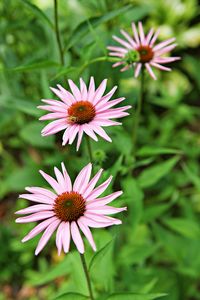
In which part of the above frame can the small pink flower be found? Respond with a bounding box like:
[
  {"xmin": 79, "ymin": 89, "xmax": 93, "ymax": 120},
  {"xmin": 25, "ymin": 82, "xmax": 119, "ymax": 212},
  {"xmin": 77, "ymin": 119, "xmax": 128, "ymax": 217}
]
[
  {"xmin": 107, "ymin": 22, "xmax": 180, "ymax": 80},
  {"xmin": 15, "ymin": 163, "xmax": 126, "ymax": 255},
  {"xmin": 38, "ymin": 77, "xmax": 131, "ymax": 150}
]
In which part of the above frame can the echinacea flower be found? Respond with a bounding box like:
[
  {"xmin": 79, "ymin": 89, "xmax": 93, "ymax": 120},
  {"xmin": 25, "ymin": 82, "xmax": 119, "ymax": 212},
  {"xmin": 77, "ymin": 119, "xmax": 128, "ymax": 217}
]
[
  {"xmin": 107, "ymin": 22, "xmax": 180, "ymax": 80},
  {"xmin": 15, "ymin": 163, "xmax": 126, "ymax": 255},
  {"xmin": 38, "ymin": 77, "xmax": 131, "ymax": 150}
]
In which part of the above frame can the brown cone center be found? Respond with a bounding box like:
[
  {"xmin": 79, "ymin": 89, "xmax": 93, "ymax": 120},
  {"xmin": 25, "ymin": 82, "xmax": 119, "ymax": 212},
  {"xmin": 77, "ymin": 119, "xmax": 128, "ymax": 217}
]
[
  {"xmin": 53, "ymin": 191, "xmax": 86, "ymax": 222},
  {"xmin": 137, "ymin": 45, "xmax": 154, "ymax": 63},
  {"xmin": 67, "ymin": 101, "xmax": 96, "ymax": 124}
]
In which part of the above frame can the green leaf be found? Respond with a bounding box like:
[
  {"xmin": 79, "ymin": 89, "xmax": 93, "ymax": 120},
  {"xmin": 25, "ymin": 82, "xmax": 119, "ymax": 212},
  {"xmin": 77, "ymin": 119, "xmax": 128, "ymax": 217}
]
[
  {"xmin": 137, "ymin": 146, "xmax": 182, "ymax": 157},
  {"xmin": 65, "ymin": 5, "xmax": 132, "ymax": 51},
  {"xmin": 182, "ymin": 163, "xmax": 200, "ymax": 189},
  {"xmin": 138, "ymin": 156, "xmax": 180, "ymax": 188},
  {"xmin": 53, "ymin": 292, "xmax": 89, "ymax": 300},
  {"xmin": 142, "ymin": 203, "xmax": 172, "ymax": 222},
  {"xmin": 163, "ymin": 218, "xmax": 200, "ymax": 239},
  {"xmin": 20, "ymin": 122, "xmax": 54, "ymax": 148},
  {"xmin": 1, "ymin": 98, "xmax": 40, "ymax": 117},
  {"xmin": 106, "ymin": 292, "xmax": 167, "ymax": 300},
  {"xmin": 1, "ymin": 60, "xmax": 59, "ymax": 73},
  {"xmin": 19, "ymin": 0, "xmax": 54, "ymax": 28}
]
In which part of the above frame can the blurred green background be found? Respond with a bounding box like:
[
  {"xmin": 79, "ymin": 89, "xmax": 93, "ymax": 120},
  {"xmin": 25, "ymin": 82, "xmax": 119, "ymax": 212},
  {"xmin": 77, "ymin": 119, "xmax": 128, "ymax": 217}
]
[{"xmin": 0, "ymin": 0, "xmax": 200, "ymax": 299}]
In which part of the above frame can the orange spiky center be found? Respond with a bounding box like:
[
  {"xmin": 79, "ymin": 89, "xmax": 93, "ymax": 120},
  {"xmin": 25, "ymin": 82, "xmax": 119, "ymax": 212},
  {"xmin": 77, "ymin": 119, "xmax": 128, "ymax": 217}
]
[
  {"xmin": 53, "ymin": 191, "xmax": 86, "ymax": 222},
  {"xmin": 67, "ymin": 101, "xmax": 96, "ymax": 124},
  {"xmin": 137, "ymin": 45, "xmax": 154, "ymax": 63}
]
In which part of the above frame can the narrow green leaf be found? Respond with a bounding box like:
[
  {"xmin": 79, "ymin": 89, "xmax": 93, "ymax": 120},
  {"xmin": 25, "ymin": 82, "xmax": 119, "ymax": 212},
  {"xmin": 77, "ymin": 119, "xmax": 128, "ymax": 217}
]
[
  {"xmin": 163, "ymin": 218, "xmax": 200, "ymax": 239},
  {"xmin": 1, "ymin": 60, "xmax": 59, "ymax": 73},
  {"xmin": 19, "ymin": 0, "xmax": 54, "ymax": 28},
  {"xmin": 138, "ymin": 156, "xmax": 180, "ymax": 188},
  {"xmin": 53, "ymin": 292, "xmax": 89, "ymax": 300},
  {"xmin": 106, "ymin": 292, "xmax": 167, "ymax": 300}
]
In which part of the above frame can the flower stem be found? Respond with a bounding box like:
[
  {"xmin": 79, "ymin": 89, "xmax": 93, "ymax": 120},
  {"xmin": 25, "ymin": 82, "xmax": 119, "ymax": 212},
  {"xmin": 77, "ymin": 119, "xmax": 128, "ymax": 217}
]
[
  {"xmin": 53, "ymin": 0, "xmax": 64, "ymax": 66},
  {"xmin": 132, "ymin": 66, "xmax": 145, "ymax": 153},
  {"xmin": 86, "ymin": 136, "xmax": 93, "ymax": 163},
  {"xmin": 80, "ymin": 253, "xmax": 94, "ymax": 300}
]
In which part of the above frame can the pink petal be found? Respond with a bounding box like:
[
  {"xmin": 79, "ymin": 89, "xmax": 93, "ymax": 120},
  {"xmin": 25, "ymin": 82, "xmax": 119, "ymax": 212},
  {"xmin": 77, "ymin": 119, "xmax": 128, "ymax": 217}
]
[
  {"xmin": 91, "ymin": 119, "xmax": 121, "ymax": 127},
  {"xmin": 71, "ymin": 221, "xmax": 84, "ymax": 253},
  {"xmin": 25, "ymin": 187, "xmax": 56, "ymax": 200},
  {"xmin": 120, "ymin": 65, "xmax": 130, "ymax": 72},
  {"xmin": 138, "ymin": 22, "xmax": 145, "ymax": 44},
  {"xmin": 19, "ymin": 193, "xmax": 53, "ymax": 204},
  {"xmin": 81, "ymin": 216, "xmax": 116, "ymax": 228},
  {"xmin": 149, "ymin": 29, "xmax": 160, "ymax": 46},
  {"xmin": 82, "ymin": 169, "xmax": 103, "ymax": 198},
  {"xmin": 112, "ymin": 35, "xmax": 132, "ymax": 49},
  {"xmin": 87, "ymin": 191, "xmax": 123, "ymax": 206},
  {"xmin": 61, "ymin": 162, "xmax": 72, "ymax": 191},
  {"xmin": 39, "ymin": 112, "xmax": 66, "ymax": 121},
  {"xmin": 73, "ymin": 163, "xmax": 92, "ymax": 193},
  {"xmin": 69, "ymin": 125, "xmax": 79, "ymax": 145},
  {"xmin": 91, "ymin": 125, "xmax": 112, "ymax": 142},
  {"xmin": 150, "ymin": 62, "xmax": 171, "ymax": 71},
  {"xmin": 120, "ymin": 29, "xmax": 137, "ymax": 48},
  {"xmin": 39, "ymin": 170, "xmax": 63, "ymax": 194},
  {"xmin": 62, "ymin": 222, "xmax": 71, "ymax": 253},
  {"xmin": 15, "ymin": 204, "xmax": 53, "ymax": 215},
  {"xmin": 112, "ymin": 62, "xmax": 124, "ymax": 68},
  {"xmin": 78, "ymin": 218, "xmax": 96, "ymax": 251},
  {"xmin": 41, "ymin": 119, "xmax": 68, "ymax": 136},
  {"xmin": 95, "ymin": 97, "xmax": 125, "ymax": 111},
  {"xmin": 134, "ymin": 63, "xmax": 142, "ymax": 78},
  {"xmin": 38, "ymin": 105, "xmax": 67, "ymax": 113},
  {"xmin": 62, "ymin": 125, "xmax": 77, "ymax": 146},
  {"xmin": 107, "ymin": 45, "xmax": 128, "ymax": 53},
  {"xmin": 41, "ymin": 99, "xmax": 68, "ymax": 108},
  {"xmin": 56, "ymin": 222, "xmax": 65, "ymax": 255},
  {"xmin": 76, "ymin": 127, "xmax": 84, "ymax": 151},
  {"xmin": 16, "ymin": 211, "xmax": 55, "ymax": 223},
  {"xmin": 84, "ymin": 212, "xmax": 122, "ymax": 225},
  {"xmin": 145, "ymin": 28, "xmax": 154, "ymax": 45},
  {"xmin": 92, "ymin": 79, "xmax": 107, "ymax": 105},
  {"xmin": 35, "ymin": 219, "xmax": 60, "ymax": 255},
  {"xmin": 153, "ymin": 37, "xmax": 176, "ymax": 51},
  {"xmin": 145, "ymin": 63, "xmax": 157, "ymax": 80},
  {"xmin": 88, "ymin": 77, "xmax": 95, "ymax": 102},
  {"xmin": 82, "ymin": 124, "xmax": 98, "ymax": 142},
  {"xmin": 57, "ymin": 84, "xmax": 76, "ymax": 105},
  {"xmin": 97, "ymin": 110, "xmax": 130, "ymax": 119},
  {"xmin": 155, "ymin": 44, "xmax": 177, "ymax": 56},
  {"xmin": 153, "ymin": 56, "xmax": 180, "ymax": 63},
  {"xmin": 68, "ymin": 79, "xmax": 81, "ymax": 100},
  {"xmin": 96, "ymin": 86, "xmax": 118, "ymax": 106},
  {"xmin": 87, "ymin": 205, "xmax": 127, "ymax": 215},
  {"xmin": 22, "ymin": 216, "xmax": 58, "ymax": 242},
  {"xmin": 80, "ymin": 78, "xmax": 88, "ymax": 99},
  {"xmin": 50, "ymin": 87, "xmax": 70, "ymax": 103},
  {"xmin": 131, "ymin": 23, "xmax": 140, "ymax": 46},
  {"xmin": 54, "ymin": 166, "xmax": 68, "ymax": 192},
  {"xmin": 86, "ymin": 176, "xmax": 113, "ymax": 201}
]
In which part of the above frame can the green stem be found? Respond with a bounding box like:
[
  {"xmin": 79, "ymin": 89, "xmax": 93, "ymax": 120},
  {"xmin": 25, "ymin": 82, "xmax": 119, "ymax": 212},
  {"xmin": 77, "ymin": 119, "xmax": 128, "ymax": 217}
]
[
  {"xmin": 86, "ymin": 136, "xmax": 93, "ymax": 163},
  {"xmin": 80, "ymin": 253, "xmax": 94, "ymax": 300},
  {"xmin": 53, "ymin": 0, "xmax": 64, "ymax": 66},
  {"xmin": 132, "ymin": 66, "xmax": 145, "ymax": 153}
]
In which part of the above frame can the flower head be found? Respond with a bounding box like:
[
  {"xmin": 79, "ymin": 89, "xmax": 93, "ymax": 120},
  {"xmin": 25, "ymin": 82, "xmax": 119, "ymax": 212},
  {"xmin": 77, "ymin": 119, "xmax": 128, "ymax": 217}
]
[
  {"xmin": 15, "ymin": 163, "xmax": 126, "ymax": 255},
  {"xmin": 38, "ymin": 77, "xmax": 131, "ymax": 150},
  {"xmin": 108, "ymin": 22, "xmax": 180, "ymax": 80}
]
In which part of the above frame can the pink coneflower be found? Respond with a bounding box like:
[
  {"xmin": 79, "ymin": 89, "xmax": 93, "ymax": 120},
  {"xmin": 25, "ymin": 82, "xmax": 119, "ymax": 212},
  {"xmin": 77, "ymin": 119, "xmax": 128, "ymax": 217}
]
[
  {"xmin": 15, "ymin": 163, "xmax": 126, "ymax": 255},
  {"xmin": 107, "ymin": 22, "xmax": 180, "ymax": 80},
  {"xmin": 38, "ymin": 77, "xmax": 131, "ymax": 150}
]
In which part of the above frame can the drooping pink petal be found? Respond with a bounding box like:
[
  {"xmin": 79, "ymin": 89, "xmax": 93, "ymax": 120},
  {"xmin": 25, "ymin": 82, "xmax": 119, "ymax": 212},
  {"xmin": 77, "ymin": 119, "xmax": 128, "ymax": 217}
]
[
  {"xmin": 61, "ymin": 162, "xmax": 72, "ymax": 191},
  {"xmin": 78, "ymin": 218, "xmax": 96, "ymax": 251},
  {"xmin": 112, "ymin": 62, "xmax": 124, "ymax": 68},
  {"xmin": 15, "ymin": 204, "xmax": 53, "ymax": 215},
  {"xmin": 80, "ymin": 216, "xmax": 117, "ymax": 228},
  {"xmin": 153, "ymin": 56, "xmax": 180, "ymax": 63},
  {"xmin": 16, "ymin": 211, "xmax": 55, "ymax": 223},
  {"xmin": 73, "ymin": 163, "xmax": 92, "ymax": 194},
  {"xmin": 82, "ymin": 169, "xmax": 103, "ymax": 198},
  {"xmin": 41, "ymin": 119, "xmax": 68, "ymax": 136},
  {"xmin": 134, "ymin": 63, "xmax": 142, "ymax": 78},
  {"xmin": 22, "ymin": 216, "xmax": 58, "ymax": 242},
  {"xmin": 41, "ymin": 99, "xmax": 68, "ymax": 108},
  {"xmin": 68, "ymin": 79, "xmax": 82, "ymax": 100},
  {"xmin": 76, "ymin": 127, "xmax": 84, "ymax": 151},
  {"xmin": 91, "ymin": 125, "xmax": 112, "ymax": 142},
  {"xmin": 84, "ymin": 212, "xmax": 122, "ymax": 225},
  {"xmin": 62, "ymin": 125, "xmax": 77, "ymax": 146},
  {"xmin": 68, "ymin": 125, "xmax": 79, "ymax": 145},
  {"xmin": 39, "ymin": 112, "xmax": 67, "ymax": 121},
  {"xmin": 35, "ymin": 219, "xmax": 60, "ymax": 255},
  {"xmin": 120, "ymin": 65, "xmax": 130, "ymax": 72},
  {"xmin": 56, "ymin": 222, "xmax": 65, "ymax": 255},
  {"xmin": 86, "ymin": 176, "xmax": 113, "ymax": 201},
  {"xmin": 155, "ymin": 44, "xmax": 177, "ymax": 56},
  {"xmin": 19, "ymin": 193, "xmax": 53, "ymax": 204},
  {"xmin": 150, "ymin": 62, "xmax": 171, "ymax": 71},
  {"xmin": 91, "ymin": 119, "xmax": 121, "ymax": 127},
  {"xmin": 62, "ymin": 222, "xmax": 71, "ymax": 253},
  {"xmin": 107, "ymin": 45, "xmax": 128, "ymax": 53},
  {"xmin": 37, "ymin": 105, "xmax": 67, "ymax": 113},
  {"xmin": 153, "ymin": 37, "xmax": 176, "ymax": 51},
  {"xmin": 71, "ymin": 221, "xmax": 84, "ymax": 253},
  {"xmin": 87, "ymin": 191, "xmax": 123, "ymax": 206},
  {"xmin": 82, "ymin": 124, "xmax": 98, "ymax": 142},
  {"xmin": 145, "ymin": 63, "xmax": 157, "ymax": 80}
]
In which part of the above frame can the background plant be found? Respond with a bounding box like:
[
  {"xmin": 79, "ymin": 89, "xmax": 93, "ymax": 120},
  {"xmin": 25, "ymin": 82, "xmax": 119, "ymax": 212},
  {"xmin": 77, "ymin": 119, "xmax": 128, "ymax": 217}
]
[{"xmin": 0, "ymin": 0, "xmax": 200, "ymax": 299}]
